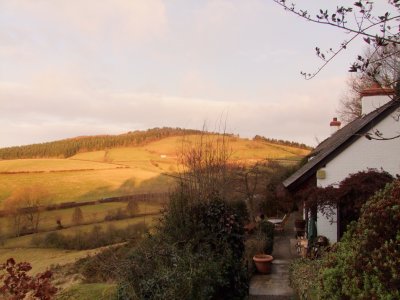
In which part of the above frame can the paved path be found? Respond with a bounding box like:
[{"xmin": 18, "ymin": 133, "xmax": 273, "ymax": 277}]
[{"xmin": 249, "ymin": 212, "xmax": 301, "ymax": 300}]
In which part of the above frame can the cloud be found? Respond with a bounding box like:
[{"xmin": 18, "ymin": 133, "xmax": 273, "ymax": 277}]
[
  {"xmin": 0, "ymin": 70, "xmax": 345, "ymax": 147},
  {"xmin": 0, "ymin": 1, "xmax": 353, "ymax": 149}
]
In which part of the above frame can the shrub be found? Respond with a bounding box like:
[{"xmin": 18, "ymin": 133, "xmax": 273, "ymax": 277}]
[
  {"xmin": 74, "ymin": 244, "xmax": 131, "ymax": 283},
  {"xmin": 117, "ymin": 196, "xmax": 248, "ymax": 300},
  {"xmin": 318, "ymin": 179, "xmax": 400, "ymax": 299},
  {"xmin": 289, "ymin": 258, "xmax": 323, "ymax": 300},
  {"xmin": 0, "ymin": 258, "xmax": 57, "ymax": 300},
  {"xmin": 259, "ymin": 220, "xmax": 274, "ymax": 254}
]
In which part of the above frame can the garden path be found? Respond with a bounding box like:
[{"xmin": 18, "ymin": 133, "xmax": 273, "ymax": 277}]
[{"xmin": 249, "ymin": 211, "xmax": 301, "ymax": 299}]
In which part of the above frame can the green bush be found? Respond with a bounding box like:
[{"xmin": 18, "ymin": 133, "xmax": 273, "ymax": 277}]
[
  {"xmin": 289, "ymin": 258, "xmax": 322, "ymax": 300},
  {"xmin": 117, "ymin": 196, "xmax": 248, "ymax": 300},
  {"xmin": 290, "ymin": 179, "xmax": 400, "ymax": 300},
  {"xmin": 319, "ymin": 179, "xmax": 400, "ymax": 299},
  {"xmin": 73, "ymin": 244, "xmax": 131, "ymax": 283},
  {"xmin": 259, "ymin": 220, "xmax": 274, "ymax": 254}
]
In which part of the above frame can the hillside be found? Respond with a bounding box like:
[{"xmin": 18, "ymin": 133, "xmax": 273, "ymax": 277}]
[
  {"xmin": 0, "ymin": 127, "xmax": 203, "ymax": 159},
  {"xmin": 0, "ymin": 130, "xmax": 311, "ymax": 206}
]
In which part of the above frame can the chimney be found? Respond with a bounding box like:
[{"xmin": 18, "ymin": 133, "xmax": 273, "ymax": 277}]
[
  {"xmin": 330, "ymin": 117, "xmax": 341, "ymax": 134},
  {"xmin": 360, "ymin": 82, "xmax": 395, "ymax": 115}
]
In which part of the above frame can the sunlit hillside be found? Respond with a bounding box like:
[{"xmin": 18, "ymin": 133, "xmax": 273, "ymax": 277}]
[{"xmin": 0, "ymin": 134, "xmax": 310, "ymax": 207}]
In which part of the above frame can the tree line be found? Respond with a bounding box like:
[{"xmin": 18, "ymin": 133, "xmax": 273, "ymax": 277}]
[
  {"xmin": 253, "ymin": 135, "xmax": 312, "ymax": 150},
  {"xmin": 0, "ymin": 127, "xmax": 203, "ymax": 159}
]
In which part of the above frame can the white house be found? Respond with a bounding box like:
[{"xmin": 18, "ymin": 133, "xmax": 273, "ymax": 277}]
[{"xmin": 283, "ymin": 84, "xmax": 400, "ymax": 243}]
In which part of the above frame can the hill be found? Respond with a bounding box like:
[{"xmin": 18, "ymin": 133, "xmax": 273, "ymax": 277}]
[
  {"xmin": 0, "ymin": 130, "xmax": 311, "ymax": 206},
  {"xmin": 0, "ymin": 127, "xmax": 203, "ymax": 159}
]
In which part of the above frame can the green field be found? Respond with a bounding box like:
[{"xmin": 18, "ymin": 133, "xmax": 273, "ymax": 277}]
[
  {"xmin": 0, "ymin": 200, "xmax": 163, "ymax": 237},
  {"xmin": 1, "ymin": 214, "xmax": 159, "ymax": 248}
]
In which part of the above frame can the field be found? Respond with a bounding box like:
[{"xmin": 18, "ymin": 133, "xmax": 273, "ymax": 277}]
[
  {"xmin": 0, "ymin": 135, "xmax": 308, "ymax": 206},
  {"xmin": 0, "ymin": 214, "xmax": 159, "ymax": 271}
]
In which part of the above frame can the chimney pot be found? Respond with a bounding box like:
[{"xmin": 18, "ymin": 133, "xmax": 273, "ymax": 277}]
[
  {"xmin": 330, "ymin": 117, "xmax": 341, "ymax": 127},
  {"xmin": 360, "ymin": 82, "xmax": 395, "ymax": 114}
]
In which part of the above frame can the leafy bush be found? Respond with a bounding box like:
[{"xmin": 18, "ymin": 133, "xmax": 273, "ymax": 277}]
[
  {"xmin": 259, "ymin": 220, "xmax": 274, "ymax": 254},
  {"xmin": 117, "ymin": 196, "xmax": 248, "ymax": 300},
  {"xmin": 300, "ymin": 170, "xmax": 393, "ymax": 237},
  {"xmin": 290, "ymin": 179, "xmax": 400, "ymax": 299},
  {"xmin": 73, "ymin": 244, "xmax": 132, "ymax": 283},
  {"xmin": 289, "ymin": 258, "xmax": 322, "ymax": 300},
  {"xmin": 319, "ymin": 179, "xmax": 400, "ymax": 299},
  {"xmin": 0, "ymin": 258, "xmax": 57, "ymax": 300}
]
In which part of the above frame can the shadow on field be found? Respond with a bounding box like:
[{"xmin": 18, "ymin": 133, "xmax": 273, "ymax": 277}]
[{"xmin": 77, "ymin": 173, "xmax": 176, "ymax": 203}]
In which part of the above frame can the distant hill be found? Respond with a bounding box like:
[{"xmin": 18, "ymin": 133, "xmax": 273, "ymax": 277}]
[{"xmin": 0, "ymin": 128, "xmax": 312, "ymax": 160}]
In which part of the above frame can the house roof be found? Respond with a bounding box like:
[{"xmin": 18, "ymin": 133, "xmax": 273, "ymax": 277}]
[{"xmin": 283, "ymin": 99, "xmax": 400, "ymax": 191}]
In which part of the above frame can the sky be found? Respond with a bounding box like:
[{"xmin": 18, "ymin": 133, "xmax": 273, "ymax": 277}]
[{"xmin": 0, "ymin": 0, "xmax": 394, "ymax": 148}]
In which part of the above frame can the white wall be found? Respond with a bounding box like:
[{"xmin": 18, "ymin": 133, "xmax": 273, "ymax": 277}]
[{"xmin": 316, "ymin": 112, "xmax": 400, "ymax": 243}]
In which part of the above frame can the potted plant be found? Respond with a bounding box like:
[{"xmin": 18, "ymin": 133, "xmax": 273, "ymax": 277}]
[
  {"xmin": 253, "ymin": 253, "xmax": 274, "ymax": 274},
  {"xmin": 252, "ymin": 220, "xmax": 274, "ymax": 274}
]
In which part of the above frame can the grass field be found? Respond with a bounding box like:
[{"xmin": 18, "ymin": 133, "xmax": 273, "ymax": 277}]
[
  {"xmin": 0, "ymin": 200, "xmax": 164, "ymax": 236},
  {"xmin": 0, "ymin": 158, "xmax": 123, "ymax": 173},
  {"xmin": 0, "ymin": 247, "xmax": 101, "ymax": 274},
  {"xmin": 1, "ymin": 212, "xmax": 160, "ymax": 247},
  {"xmin": 56, "ymin": 283, "xmax": 117, "ymax": 300},
  {"xmin": 0, "ymin": 135, "xmax": 308, "ymax": 207}
]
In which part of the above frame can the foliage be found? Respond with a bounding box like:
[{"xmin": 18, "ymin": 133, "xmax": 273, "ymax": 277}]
[
  {"xmin": 261, "ymin": 161, "xmax": 300, "ymax": 217},
  {"xmin": 253, "ymin": 135, "xmax": 312, "ymax": 150},
  {"xmin": 318, "ymin": 179, "xmax": 400, "ymax": 299},
  {"xmin": 254, "ymin": 220, "xmax": 275, "ymax": 255},
  {"xmin": 290, "ymin": 179, "xmax": 400, "ymax": 299},
  {"xmin": 289, "ymin": 258, "xmax": 323, "ymax": 300},
  {"xmin": 0, "ymin": 258, "xmax": 57, "ymax": 300},
  {"xmin": 300, "ymin": 170, "xmax": 393, "ymax": 236},
  {"xmin": 31, "ymin": 222, "xmax": 147, "ymax": 250},
  {"xmin": 117, "ymin": 195, "xmax": 248, "ymax": 300},
  {"xmin": 73, "ymin": 244, "xmax": 131, "ymax": 283}
]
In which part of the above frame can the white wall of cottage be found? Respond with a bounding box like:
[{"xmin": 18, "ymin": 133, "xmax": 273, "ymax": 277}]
[{"xmin": 316, "ymin": 99, "xmax": 400, "ymax": 243}]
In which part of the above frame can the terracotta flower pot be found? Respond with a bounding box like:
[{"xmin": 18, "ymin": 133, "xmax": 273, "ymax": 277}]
[{"xmin": 253, "ymin": 254, "xmax": 273, "ymax": 274}]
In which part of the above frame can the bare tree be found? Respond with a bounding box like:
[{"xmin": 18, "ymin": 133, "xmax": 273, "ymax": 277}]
[
  {"xmin": 4, "ymin": 185, "xmax": 49, "ymax": 236},
  {"xmin": 177, "ymin": 128, "xmax": 233, "ymax": 203},
  {"xmin": 234, "ymin": 162, "xmax": 266, "ymax": 222},
  {"xmin": 71, "ymin": 207, "xmax": 84, "ymax": 225},
  {"xmin": 273, "ymin": 1, "xmax": 400, "ymax": 82},
  {"xmin": 338, "ymin": 45, "xmax": 400, "ymax": 123}
]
